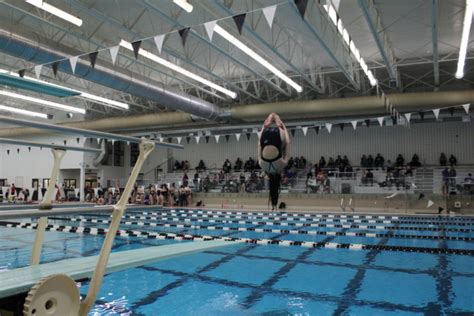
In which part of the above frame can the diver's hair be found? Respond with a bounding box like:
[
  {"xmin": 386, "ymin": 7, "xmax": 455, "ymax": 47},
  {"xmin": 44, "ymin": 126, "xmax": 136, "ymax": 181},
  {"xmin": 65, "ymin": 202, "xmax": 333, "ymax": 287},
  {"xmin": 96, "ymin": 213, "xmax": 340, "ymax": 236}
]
[{"xmin": 268, "ymin": 173, "xmax": 281, "ymax": 207}]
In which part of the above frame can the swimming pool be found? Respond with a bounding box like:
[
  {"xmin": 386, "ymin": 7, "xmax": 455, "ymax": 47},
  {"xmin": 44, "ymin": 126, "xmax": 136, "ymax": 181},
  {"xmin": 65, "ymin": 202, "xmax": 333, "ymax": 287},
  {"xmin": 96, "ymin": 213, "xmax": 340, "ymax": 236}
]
[{"xmin": 1, "ymin": 207, "xmax": 473, "ymax": 315}]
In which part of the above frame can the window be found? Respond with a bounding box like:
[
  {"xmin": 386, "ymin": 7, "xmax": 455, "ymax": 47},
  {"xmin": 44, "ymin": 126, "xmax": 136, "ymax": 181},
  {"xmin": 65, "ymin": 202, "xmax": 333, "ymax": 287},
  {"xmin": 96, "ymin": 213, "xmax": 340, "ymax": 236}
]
[
  {"xmin": 32, "ymin": 179, "xmax": 39, "ymax": 189},
  {"xmin": 130, "ymin": 143, "xmax": 139, "ymax": 167},
  {"xmin": 0, "ymin": 179, "xmax": 7, "ymax": 187},
  {"xmin": 42, "ymin": 178, "xmax": 50, "ymax": 189},
  {"xmin": 64, "ymin": 179, "xmax": 77, "ymax": 188}
]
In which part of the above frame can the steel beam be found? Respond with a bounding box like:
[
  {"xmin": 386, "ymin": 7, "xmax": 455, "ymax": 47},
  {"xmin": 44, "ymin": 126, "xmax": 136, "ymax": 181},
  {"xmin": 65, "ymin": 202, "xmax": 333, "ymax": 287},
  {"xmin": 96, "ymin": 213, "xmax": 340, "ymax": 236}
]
[
  {"xmin": 0, "ymin": 137, "xmax": 102, "ymax": 153},
  {"xmin": 432, "ymin": 0, "xmax": 440, "ymax": 87}
]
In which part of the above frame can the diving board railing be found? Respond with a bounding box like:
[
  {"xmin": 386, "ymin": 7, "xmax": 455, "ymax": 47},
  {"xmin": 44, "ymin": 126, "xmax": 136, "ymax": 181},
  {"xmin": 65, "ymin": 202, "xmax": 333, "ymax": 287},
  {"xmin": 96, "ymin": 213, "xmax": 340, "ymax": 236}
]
[
  {"xmin": 0, "ymin": 116, "xmax": 184, "ymax": 315},
  {"xmin": 0, "ymin": 137, "xmax": 103, "ymax": 153}
]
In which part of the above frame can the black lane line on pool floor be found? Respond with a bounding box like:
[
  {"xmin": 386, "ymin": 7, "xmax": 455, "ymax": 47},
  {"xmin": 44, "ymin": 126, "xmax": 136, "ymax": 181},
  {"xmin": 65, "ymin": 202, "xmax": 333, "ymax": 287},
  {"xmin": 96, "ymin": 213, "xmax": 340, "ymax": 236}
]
[
  {"xmin": 434, "ymin": 222, "xmax": 454, "ymax": 315},
  {"xmin": 50, "ymin": 216, "xmax": 474, "ymax": 242},
  {"xmin": 2, "ymin": 221, "xmax": 474, "ymax": 256},
  {"xmin": 61, "ymin": 213, "xmax": 474, "ymax": 234},
  {"xmin": 333, "ymin": 225, "xmax": 396, "ymax": 315}
]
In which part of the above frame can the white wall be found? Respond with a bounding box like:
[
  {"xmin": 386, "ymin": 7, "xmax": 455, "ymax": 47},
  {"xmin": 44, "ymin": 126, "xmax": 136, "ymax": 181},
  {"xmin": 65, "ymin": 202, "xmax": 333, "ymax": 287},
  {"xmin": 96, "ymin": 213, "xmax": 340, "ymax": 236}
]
[{"xmin": 167, "ymin": 121, "xmax": 474, "ymax": 168}]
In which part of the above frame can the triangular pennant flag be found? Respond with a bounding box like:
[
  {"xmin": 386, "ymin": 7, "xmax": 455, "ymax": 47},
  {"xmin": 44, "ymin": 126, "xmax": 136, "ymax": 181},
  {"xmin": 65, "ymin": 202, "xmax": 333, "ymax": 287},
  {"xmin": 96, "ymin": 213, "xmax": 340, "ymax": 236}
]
[
  {"xmin": 433, "ymin": 108, "xmax": 440, "ymax": 119},
  {"xmin": 69, "ymin": 56, "xmax": 79, "ymax": 74},
  {"xmin": 131, "ymin": 41, "xmax": 142, "ymax": 59},
  {"xmin": 186, "ymin": 136, "xmax": 191, "ymax": 144},
  {"xmin": 52, "ymin": 61, "xmax": 60, "ymax": 77},
  {"xmin": 195, "ymin": 135, "xmax": 200, "ymax": 144},
  {"xmin": 351, "ymin": 120, "xmax": 358, "ymax": 130},
  {"xmin": 302, "ymin": 126, "xmax": 308, "ymax": 136},
  {"xmin": 235, "ymin": 133, "xmax": 241, "ymax": 141},
  {"xmin": 462, "ymin": 103, "xmax": 470, "ymax": 114},
  {"xmin": 377, "ymin": 117, "xmax": 384, "ymax": 126},
  {"xmin": 6, "ymin": 149, "xmax": 9, "ymax": 155},
  {"xmin": 177, "ymin": 136, "xmax": 182, "ymax": 144},
  {"xmin": 18, "ymin": 69, "xmax": 25, "ymax": 78},
  {"xmin": 225, "ymin": 135, "xmax": 230, "ymax": 142},
  {"xmin": 89, "ymin": 51, "xmax": 99, "ymax": 69},
  {"xmin": 438, "ymin": 206, "xmax": 444, "ymax": 213},
  {"xmin": 314, "ymin": 126, "xmax": 320, "ymax": 134},
  {"xmin": 76, "ymin": 137, "xmax": 80, "ymax": 144},
  {"xmin": 290, "ymin": 129, "xmax": 296, "ymax": 137},
  {"xmin": 339, "ymin": 123, "xmax": 344, "ymax": 131},
  {"xmin": 262, "ymin": 5, "xmax": 277, "ymax": 28},
  {"xmin": 154, "ymin": 34, "xmax": 165, "ymax": 54},
  {"xmin": 325, "ymin": 123, "xmax": 332, "ymax": 134},
  {"xmin": 204, "ymin": 21, "xmax": 217, "ymax": 41},
  {"xmin": 17, "ymin": 148, "xmax": 20, "ymax": 154},
  {"xmin": 63, "ymin": 140, "xmax": 67, "ymax": 145},
  {"xmin": 109, "ymin": 45, "xmax": 120, "ymax": 65},
  {"xmin": 159, "ymin": 137, "xmax": 164, "ymax": 143},
  {"xmin": 404, "ymin": 113, "xmax": 412, "ymax": 123},
  {"xmin": 214, "ymin": 135, "xmax": 220, "ymax": 143},
  {"xmin": 34, "ymin": 65, "xmax": 42, "ymax": 79},
  {"xmin": 178, "ymin": 27, "xmax": 191, "ymax": 47},
  {"xmin": 365, "ymin": 119, "xmax": 371, "ymax": 128},
  {"xmin": 419, "ymin": 112, "xmax": 425, "ymax": 121},
  {"xmin": 246, "ymin": 133, "xmax": 251, "ymax": 140},
  {"xmin": 28, "ymin": 146, "xmax": 31, "ymax": 152},
  {"xmin": 427, "ymin": 200, "xmax": 434, "ymax": 208},
  {"xmin": 449, "ymin": 107, "xmax": 455, "ymax": 116},
  {"xmin": 232, "ymin": 13, "xmax": 246, "ymax": 35},
  {"xmin": 205, "ymin": 136, "xmax": 210, "ymax": 143},
  {"xmin": 294, "ymin": 0, "xmax": 309, "ymax": 19}
]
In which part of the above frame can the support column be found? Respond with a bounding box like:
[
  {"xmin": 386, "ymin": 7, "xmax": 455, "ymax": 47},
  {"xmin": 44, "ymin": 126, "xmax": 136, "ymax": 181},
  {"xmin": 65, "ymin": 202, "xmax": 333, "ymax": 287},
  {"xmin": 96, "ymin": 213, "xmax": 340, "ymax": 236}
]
[{"xmin": 80, "ymin": 162, "xmax": 85, "ymax": 202}]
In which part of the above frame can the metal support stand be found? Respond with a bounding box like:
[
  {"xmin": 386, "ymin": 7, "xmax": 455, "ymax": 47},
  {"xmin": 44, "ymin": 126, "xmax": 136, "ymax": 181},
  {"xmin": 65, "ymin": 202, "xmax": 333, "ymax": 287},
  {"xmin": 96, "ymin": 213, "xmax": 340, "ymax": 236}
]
[
  {"xmin": 78, "ymin": 139, "xmax": 154, "ymax": 316},
  {"xmin": 30, "ymin": 149, "xmax": 66, "ymax": 265}
]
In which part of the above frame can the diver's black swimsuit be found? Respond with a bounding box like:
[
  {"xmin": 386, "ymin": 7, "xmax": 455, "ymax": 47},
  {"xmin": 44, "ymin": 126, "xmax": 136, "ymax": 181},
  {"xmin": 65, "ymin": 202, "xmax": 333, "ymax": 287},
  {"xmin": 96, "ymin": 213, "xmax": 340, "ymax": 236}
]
[{"xmin": 260, "ymin": 127, "xmax": 283, "ymax": 173}]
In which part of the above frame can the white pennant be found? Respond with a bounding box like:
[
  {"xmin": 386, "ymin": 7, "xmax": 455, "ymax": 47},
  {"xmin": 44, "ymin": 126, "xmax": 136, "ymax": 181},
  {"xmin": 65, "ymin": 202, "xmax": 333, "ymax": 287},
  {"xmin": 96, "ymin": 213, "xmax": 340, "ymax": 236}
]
[
  {"xmin": 262, "ymin": 5, "xmax": 277, "ymax": 28},
  {"xmin": 177, "ymin": 137, "xmax": 182, "ymax": 144},
  {"xmin": 154, "ymin": 34, "xmax": 165, "ymax": 54},
  {"xmin": 159, "ymin": 137, "xmax": 164, "ymax": 143},
  {"xmin": 69, "ymin": 56, "xmax": 79, "ymax": 74},
  {"xmin": 377, "ymin": 117, "xmax": 384, "ymax": 126},
  {"xmin": 325, "ymin": 123, "xmax": 332, "ymax": 134},
  {"xmin": 235, "ymin": 133, "xmax": 241, "ymax": 141},
  {"xmin": 111, "ymin": 139, "xmax": 115, "ymax": 145},
  {"xmin": 427, "ymin": 200, "xmax": 434, "ymax": 208},
  {"xmin": 302, "ymin": 126, "xmax": 308, "ymax": 136},
  {"xmin": 214, "ymin": 135, "xmax": 220, "ymax": 143},
  {"xmin": 433, "ymin": 108, "xmax": 440, "ymax": 119},
  {"xmin": 204, "ymin": 21, "xmax": 217, "ymax": 41},
  {"xmin": 195, "ymin": 136, "xmax": 200, "ymax": 144},
  {"xmin": 34, "ymin": 65, "xmax": 42, "ymax": 79},
  {"xmin": 462, "ymin": 103, "xmax": 470, "ymax": 114},
  {"xmin": 351, "ymin": 120, "xmax": 358, "ymax": 130},
  {"xmin": 404, "ymin": 113, "xmax": 412, "ymax": 123},
  {"xmin": 109, "ymin": 45, "xmax": 120, "ymax": 65}
]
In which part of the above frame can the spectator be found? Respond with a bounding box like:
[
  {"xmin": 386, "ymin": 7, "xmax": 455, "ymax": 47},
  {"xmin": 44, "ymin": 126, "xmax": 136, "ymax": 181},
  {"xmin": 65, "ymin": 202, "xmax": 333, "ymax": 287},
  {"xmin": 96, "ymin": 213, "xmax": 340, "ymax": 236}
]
[
  {"xmin": 299, "ymin": 156, "xmax": 307, "ymax": 169},
  {"xmin": 234, "ymin": 158, "xmax": 243, "ymax": 171},
  {"xmin": 182, "ymin": 173, "xmax": 189, "ymax": 187},
  {"xmin": 439, "ymin": 153, "xmax": 447, "ymax": 166},
  {"xmin": 362, "ymin": 169, "xmax": 374, "ymax": 186},
  {"xmin": 222, "ymin": 159, "xmax": 232, "ymax": 173},
  {"xmin": 442, "ymin": 167, "xmax": 449, "ymax": 195},
  {"xmin": 196, "ymin": 160, "xmax": 206, "ymax": 171},
  {"xmin": 361, "ymin": 155, "xmax": 368, "ymax": 167},
  {"xmin": 367, "ymin": 155, "xmax": 374, "ymax": 168},
  {"xmin": 287, "ymin": 157, "xmax": 295, "ymax": 170},
  {"xmin": 448, "ymin": 166, "xmax": 457, "ymax": 187},
  {"xmin": 174, "ymin": 160, "xmax": 182, "ymax": 171},
  {"xmin": 449, "ymin": 155, "xmax": 457, "ymax": 166},
  {"xmin": 410, "ymin": 154, "xmax": 421, "ymax": 168},
  {"xmin": 374, "ymin": 153, "xmax": 384, "ymax": 168},
  {"xmin": 327, "ymin": 157, "xmax": 335, "ymax": 168},
  {"xmin": 193, "ymin": 172, "xmax": 200, "ymax": 187},
  {"xmin": 386, "ymin": 160, "xmax": 395, "ymax": 172},
  {"xmin": 396, "ymin": 154, "xmax": 405, "ymax": 167},
  {"xmin": 319, "ymin": 156, "xmax": 326, "ymax": 168},
  {"xmin": 465, "ymin": 173, "xmax": 474, "ymax": 183},
  {"xmin": 294, "ymin": 157, "xmax": 300, "ymax": 169},
  {"xmin": 244, "ymin": 157, "xmax": 255, "ymax": 172},
  {"xmin": 335, "ymin": 155, "xmax": 342, "ymax": 168},
  {"xmin": 342, "ymin": 155, "xmax": 349, "ymax": 167},
  {"xmin": 405, "ymin": 165, "xmax": 413, "ymax": 177}
]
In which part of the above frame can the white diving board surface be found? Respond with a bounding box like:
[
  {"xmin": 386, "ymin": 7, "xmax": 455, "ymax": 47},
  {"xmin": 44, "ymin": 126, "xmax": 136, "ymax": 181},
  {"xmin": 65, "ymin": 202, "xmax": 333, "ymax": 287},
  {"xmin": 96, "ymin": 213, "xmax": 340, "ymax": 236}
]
[{"xmin": 0, "ymin": 240, "xmax": 234, "ymax": 298}]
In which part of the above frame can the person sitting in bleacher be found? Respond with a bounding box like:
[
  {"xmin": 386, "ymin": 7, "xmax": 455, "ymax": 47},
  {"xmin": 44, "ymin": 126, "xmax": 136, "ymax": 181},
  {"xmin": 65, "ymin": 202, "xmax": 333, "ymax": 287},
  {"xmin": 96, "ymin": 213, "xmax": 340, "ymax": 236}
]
[
  {"xmin": 396, "ymin": 154, "xmax": 405, "ymax": 167},
  {"xmin": 286, "ymin": 157, "xmax": 295, "ymax": 170},
  {"xmin": 222, "ymin": 159, "xmax": 232, "ymax": 173},
  {"xmin": 335, "ymin": 155, "xmax": 342, "ymax": 168},
  {"xmin": 362, "ymin": 169, "xmax": 374, "ymax": 186},
  {"xmin": 374, "ymin": 153, "xmax": 384, "ymax": 168},
  {"xmin": 361, "ymin": 154, "xmax": 368, "ymax": 168},
  {"xmin": 244, "ymin": 157, "xmax": 255, "ymax": 172},
  {"xmin": 319, "ymin": 156, "xmax": 326, "ymax": 168},
  {"xmin": 234, "ymin": 158, "xmax": 243, "ymax": 171},
  {"xmin": 449, "ymin": 154, "xmax": 457, "ymax": 166},
  {"xmin": 342, "ymin": 155, "xmax": 349, "ymax": 167},
  {"xmin": 439, "ymin": 152, "xmax": 447, "ymax": 166},
  {"xmin": 409, "ymin": 154, "xmax": 421, "ymax": 168},
  {"xmin": 183, "ymin": 160, "xmax": 190, "ymax": 171},
  {"xmin": 327, "ymin": 157, "xmax": 335, "ymax": 168},
  {"xmin": 196, "ymin": 159, "xmax": 206, "ymax": 171},
  {"xmin": 367, "ymin": 155, "xmax": 374, "ymax": 168},
  {"xmin": 299, "ymin": 156, "xmax": 307, "ymax": 169}
]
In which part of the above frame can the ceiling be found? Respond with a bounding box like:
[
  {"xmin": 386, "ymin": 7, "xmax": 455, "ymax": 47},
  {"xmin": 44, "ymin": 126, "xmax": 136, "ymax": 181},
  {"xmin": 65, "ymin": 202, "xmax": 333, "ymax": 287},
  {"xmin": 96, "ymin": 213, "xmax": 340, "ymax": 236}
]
[{"xmin": 0, "ymin": 0, "xmax": 472, "ymax": 126}]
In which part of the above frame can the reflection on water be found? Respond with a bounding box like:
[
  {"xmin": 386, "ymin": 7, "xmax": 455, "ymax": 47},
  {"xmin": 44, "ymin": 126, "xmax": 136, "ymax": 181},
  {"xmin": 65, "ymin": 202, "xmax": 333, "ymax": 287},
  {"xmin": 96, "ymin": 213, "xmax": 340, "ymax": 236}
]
[{"xmin": 88, "ymin": 296, "xmax": 132, "ymax": 316}]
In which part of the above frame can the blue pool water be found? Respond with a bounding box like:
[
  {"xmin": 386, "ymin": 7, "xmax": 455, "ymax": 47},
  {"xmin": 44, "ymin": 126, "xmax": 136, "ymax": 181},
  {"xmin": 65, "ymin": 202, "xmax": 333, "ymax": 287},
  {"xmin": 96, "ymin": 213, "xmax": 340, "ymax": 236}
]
[{"xmin": 1, "ymin": 207, "xmax": 474, "ymax": 315}]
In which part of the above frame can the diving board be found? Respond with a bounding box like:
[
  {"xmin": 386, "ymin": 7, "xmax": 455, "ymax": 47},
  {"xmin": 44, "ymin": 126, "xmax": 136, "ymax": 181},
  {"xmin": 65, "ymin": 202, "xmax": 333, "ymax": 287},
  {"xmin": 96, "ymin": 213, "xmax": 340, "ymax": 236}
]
[{"xmin": 0, "ymin": 240, "xmax": 233, "ymax": 299}]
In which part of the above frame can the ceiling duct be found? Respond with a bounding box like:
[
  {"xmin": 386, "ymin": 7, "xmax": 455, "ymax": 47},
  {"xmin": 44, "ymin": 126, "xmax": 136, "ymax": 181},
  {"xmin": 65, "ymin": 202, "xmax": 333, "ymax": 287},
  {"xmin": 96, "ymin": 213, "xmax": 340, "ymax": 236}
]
[{"xmin": 0, "ymin": 30, "xmax": 221, "ymax": 121}]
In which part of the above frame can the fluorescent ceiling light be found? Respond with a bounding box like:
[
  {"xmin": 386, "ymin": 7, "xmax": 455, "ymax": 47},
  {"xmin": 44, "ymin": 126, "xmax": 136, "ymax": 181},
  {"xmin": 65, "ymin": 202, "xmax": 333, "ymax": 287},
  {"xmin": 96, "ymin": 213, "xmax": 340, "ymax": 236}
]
[
  {"xmin": 0, "ymin": 68, "xmax": 129, "ymax": 110},
  {"xmin": 25, "ymin": 0, "xmax": 82, "ymax": 27},
  {"xmin": 456, "ymin": 0, "xmax": 474, "ymax": 79},
  {"xmin": 80, "ymin": 93, "xmax": 129, "ymax": 110},
  {"xmin": 214, "ymin": 25, "xmax": 303, "ymax": 93},
  {"xmin": 324, "ymin": 3, "xmax": 377, "ymax": 86},
  {"xmin": 120, "ymin": 40, "xmax": 237, "ymax": 98},
  {"xmin": 0, "ymin": 90, "xmax": 86, "ymax": 114},
  {"xmin": 173, "ymin": 0, "xmax": 193, "ymax": 13},
  {"xmin": 0, "ymin": 104, "xmax": 48, "ymax": 119}
]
